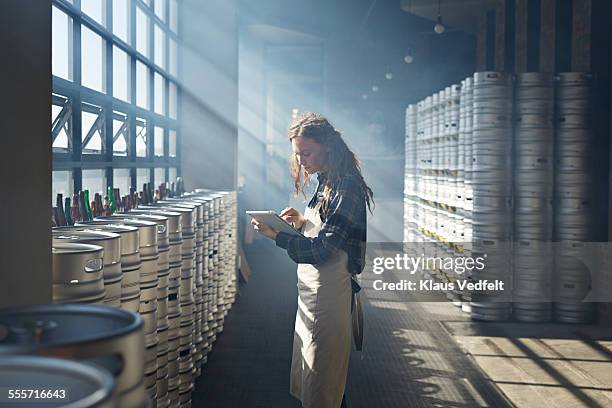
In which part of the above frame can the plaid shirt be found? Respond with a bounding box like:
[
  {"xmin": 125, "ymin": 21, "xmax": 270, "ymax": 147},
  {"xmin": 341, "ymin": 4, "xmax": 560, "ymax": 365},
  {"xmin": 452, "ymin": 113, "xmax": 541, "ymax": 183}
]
[{"xmin": 275, "ymin": 172, "xmax": 367, "ymax": 276}]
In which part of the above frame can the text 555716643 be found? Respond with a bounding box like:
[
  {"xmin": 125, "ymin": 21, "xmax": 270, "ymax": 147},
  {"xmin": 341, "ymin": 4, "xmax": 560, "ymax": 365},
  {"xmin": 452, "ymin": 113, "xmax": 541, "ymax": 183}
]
[{"xmin": 7, "ymin": 389, "xmax": 67, "ymax": 399}]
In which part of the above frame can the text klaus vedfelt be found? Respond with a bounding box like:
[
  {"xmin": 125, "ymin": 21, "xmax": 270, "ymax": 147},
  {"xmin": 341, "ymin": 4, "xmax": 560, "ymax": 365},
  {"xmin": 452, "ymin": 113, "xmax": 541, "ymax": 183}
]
[{"xmin": 370, "ymin": 254, "xmax": 506, "ymax": 292}]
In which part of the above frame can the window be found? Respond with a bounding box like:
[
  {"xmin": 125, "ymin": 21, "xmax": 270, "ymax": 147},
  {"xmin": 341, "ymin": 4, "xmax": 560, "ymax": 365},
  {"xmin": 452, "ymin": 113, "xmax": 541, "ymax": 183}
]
[
  {"xmin": 154, "ymin": 126, "xmax": 164, "ymax": 157},
  {"xmin": 82, "ymin": 169, "xmax": 106, "ymax": 195},
  {"xmin": 52, "ymin": 7, "xmax": 73, "ymax": 80},
  {"xmin": 81, "ymin": 103, "xmax": 104, "ymax": 155},
  {"xmin": 113, "ymin": 111, "xmax": 128, "ymax": 156},
  {"xmin": 155, "ymin": 0, "xmax": 166, "ymax": 22},
  {"xmin": 137, "ymin": 168, "xmax": 151, "ymax": 188},
  {"xmin": 154, "ymin": 167, "xmax": 165, "ymax": 187},
  {"xmin": 169, "ymin": 167, "xmax": 177, "ymax": 182},
  {"xmin": 113, "ymin": 168, "xmax": 131, "ymax": 194},
  {"xmin": 136, "ymin": 117, "xmax": 148, "ymax": 157},
  {"xmin": 52, "ymin": 0, "xmax": 180, "ymax": 199},
  {"xmin": 113, "ymin": 0, "xmax": 129, "ymax": 43},
  {"xmin": 169, "ymin": 81, "xmax": 177, "ymax": 119},
  {"xmin": 81, "ymin": 0, "xmax": 105, "ymax": 26},
  {"xmin": 154, "ymin": 72, "xmax": 165, "ymax": 114},
  {"xmin": 136, "ymin": 60, "xmax": 149, "ymax": 108},
  {"xmin": 154, "ymin": 24, "xmax": 165, "ymax": 69},
  {"xmin": 81, "ymin": 26, "xmax": 105, "ymax": 92},
  {"xmin": 113, "ymin": 46, "xmax": 130, "ymax": 101},
  {"xmin": 169, "ymin": 129, "xmax": 177, "ymax": 157},
  {"xmin": 136, "ymin": 6, "xmax": 150, "ymax": 58},
  {"xmin": 52, "ymin": 171, "xmax": 73, "ymax": 205}
]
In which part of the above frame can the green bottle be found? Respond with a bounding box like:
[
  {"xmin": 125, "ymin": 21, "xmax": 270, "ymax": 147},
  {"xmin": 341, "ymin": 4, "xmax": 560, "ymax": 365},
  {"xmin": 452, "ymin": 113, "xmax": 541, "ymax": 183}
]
[{"xmin": 107, "ymin": 186, "xmax": 117, "ymax": 214}]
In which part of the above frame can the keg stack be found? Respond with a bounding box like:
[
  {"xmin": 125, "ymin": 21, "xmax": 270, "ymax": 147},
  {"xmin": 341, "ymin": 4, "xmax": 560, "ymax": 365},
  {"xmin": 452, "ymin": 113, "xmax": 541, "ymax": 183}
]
[
  {"xmin": 469, "ymin": 72, "xmax": 514, "ymax": 321},
  {"xmin": 512, "ymin": 73, "xmax": 555, "ymax": 322},
  {"xmin": 0, "ymin": 304, "xmax": 148, "ymax": 408},
  {"xmin": 459, "ymin": 76, "xmax": 474, "ymax": 311},
  {"xmin": 404, "ymin": 105, "xmax": 419, "ymax": 247},
  {"xmin": 553, "ymin": 72, "xmax": 596, "ymax": 323}
]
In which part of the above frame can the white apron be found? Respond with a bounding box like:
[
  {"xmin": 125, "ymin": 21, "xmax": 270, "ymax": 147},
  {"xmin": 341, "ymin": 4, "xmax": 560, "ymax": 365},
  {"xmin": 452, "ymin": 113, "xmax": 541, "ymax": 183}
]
[{"xmin": 290, "ymin": 203, "xmax": 352, "ymax": 408}]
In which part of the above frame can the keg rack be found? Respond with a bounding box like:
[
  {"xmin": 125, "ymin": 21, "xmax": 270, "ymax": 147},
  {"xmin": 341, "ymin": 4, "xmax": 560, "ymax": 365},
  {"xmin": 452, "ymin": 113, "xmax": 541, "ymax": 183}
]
[
  {"xmin": 48, "ymin": 189, "xmax": 239, "ymax": 407},
  {"xmin": 404, "ymin": 71, "xmax": 597, "ymax": 323}
]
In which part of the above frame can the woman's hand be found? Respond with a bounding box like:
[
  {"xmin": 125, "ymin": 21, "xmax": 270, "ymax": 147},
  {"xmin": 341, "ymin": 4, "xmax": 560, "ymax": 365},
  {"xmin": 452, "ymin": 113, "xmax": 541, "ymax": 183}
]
[
  {"xmin": 279, "ymin": 207, "xmax": 305, "ymax": 230},
  {"xmin": 251, "ymin": 218, "xmax": 278, "ymax": 240}
]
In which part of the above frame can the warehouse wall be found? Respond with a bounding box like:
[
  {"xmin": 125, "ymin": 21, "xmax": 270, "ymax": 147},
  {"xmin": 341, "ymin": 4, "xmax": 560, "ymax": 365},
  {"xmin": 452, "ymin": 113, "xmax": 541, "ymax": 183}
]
[
  {"xmin": 0, "ymin": 1, "xmax": 53, "ymax": 306},
  {"xmin": 180, "ymin": 0, "xmax": 239, "ymax": 191}
]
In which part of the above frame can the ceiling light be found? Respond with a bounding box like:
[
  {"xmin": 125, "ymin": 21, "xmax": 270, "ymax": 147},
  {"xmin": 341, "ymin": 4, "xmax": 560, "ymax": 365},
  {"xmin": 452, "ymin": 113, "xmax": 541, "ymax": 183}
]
[
  {"xmin": 434, "ymin": 0, "xmax": 445, "ymax": 34},
  {"xmin": 371, "ymin": 85, "xmax": 379, "ymax": 92},
  {"xmin": 404, "ymin": 50, "xmax": 414, "ymax": 64}
]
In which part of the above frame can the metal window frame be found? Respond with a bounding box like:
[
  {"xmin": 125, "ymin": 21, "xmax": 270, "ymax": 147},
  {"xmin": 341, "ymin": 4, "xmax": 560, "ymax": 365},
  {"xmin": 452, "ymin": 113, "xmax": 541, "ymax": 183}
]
[{"xmin": 52, "ymin": 0, "xmax": 180, "ymax": 196}]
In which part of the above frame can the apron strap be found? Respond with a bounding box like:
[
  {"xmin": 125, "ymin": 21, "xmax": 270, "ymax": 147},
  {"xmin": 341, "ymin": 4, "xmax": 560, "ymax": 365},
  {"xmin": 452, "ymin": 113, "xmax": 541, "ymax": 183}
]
[{"xmin": 350, "ymin": 275, "xmax": 364, "ymax": 351}]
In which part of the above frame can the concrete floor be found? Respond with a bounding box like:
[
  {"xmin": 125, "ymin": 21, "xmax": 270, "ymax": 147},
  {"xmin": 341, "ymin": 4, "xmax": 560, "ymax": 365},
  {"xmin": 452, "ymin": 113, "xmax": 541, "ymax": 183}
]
[{"xmin": 192, "ymin": 239, "xmax": 612, "ymax": 407}]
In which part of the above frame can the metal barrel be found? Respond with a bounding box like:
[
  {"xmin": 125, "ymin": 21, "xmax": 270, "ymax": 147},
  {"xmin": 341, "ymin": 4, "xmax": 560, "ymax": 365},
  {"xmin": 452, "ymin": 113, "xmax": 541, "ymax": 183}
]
[
  {"xmin": 51, "ymin": 241, "xmax": 106, "ymax": 305},
  {"xmin": 0, "ymin": 304, "xmax": 148, "ymax": 408},
  {"xmin": 52, "ymin": 228, "xmax": 122, "ymax": 307}
]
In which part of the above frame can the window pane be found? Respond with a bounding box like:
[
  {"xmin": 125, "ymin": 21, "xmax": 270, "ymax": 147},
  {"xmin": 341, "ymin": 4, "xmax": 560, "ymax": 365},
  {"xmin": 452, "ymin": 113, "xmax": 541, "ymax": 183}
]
[
  {"xmin": 52, "ymin": 171, "xmax": 73, "ymax": 206},
  {"xmin": 154, "ymin": 24, "xmax": 165, "ymax": 68},
  {"xmin": 136, "ymin": 60, "xmax": 149, "ymax": 108},
  {"xmin": 52, "ymin": 97, "xmax": 72, "ymax": 152},
  {"xmin": 169, "ymin": 82, "xmax": 177, "ymax": 119},
  {"xmin": 113, "ymin": 112, "xmax": 128, "ymax": 156},
  {"xmin": 154, "ymin": 168, "xmax": 165, "ymax": 188},
  {"xmin": 113, "ymin": 168, "xmax": 131, "ymax": 194},
  {"xmin": 169, "ymin": 130, "xmax": 176, "ymax": 157},
  {"xmin": 136, "ymin": 118, "xmax": 148, "ymax": 157},
  {"xmin": 169, "ymin": 167, "xmax": 177, "ymax": 183},
  {"xmin": 81, "ymin": 0, "xmax": 105, "ymax": 26},
  {"xmin": 82, "ymin": 104, "xmax": 104, "ymax": 154},
  {"xmin": 81, "ymin": 26, "xmax": 105, "ymax": 92},
  {"xmin": 113, "ymin": 0, "xmax": 129, "ymax": 43},
  {"xmin": 169, "ymin": 38, "xmax": 177, "ymax": 77},
  {"xmin": 52, "ymin": 7, "xmax": 73, "ymax": 80},
  {"xmin": 155, "ymin": 0, "xmax": 166, "ymax": 22},
  {"xmin": 154, "ymin": 126, "xmax": 164, "ymax": 157},
  {"xmin": 169, "ymin": 0, "xmax": 178, "ymax": 33},
  {"xmin": 154, "ymin": 72, "xmax": 165, "ymax": 114},
  {"xmin": 82, "ymin": 169, "xmax": 106, "ymax": 196},
  {"xmin": 113, "ymin": 46, "xmax": 130, "ymax": 102},
  {"xmin": 136, "ymin": 6, "xmax": 150, "ymax": 58},
  {"xmin": 137, "ymin": 168, "xmax": 151, "ymax": 188}
]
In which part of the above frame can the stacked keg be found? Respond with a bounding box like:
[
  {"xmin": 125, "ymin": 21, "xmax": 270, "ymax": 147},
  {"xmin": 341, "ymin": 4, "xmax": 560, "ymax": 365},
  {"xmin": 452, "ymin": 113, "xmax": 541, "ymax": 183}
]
[
  {"xmin": 404, "ymin": 104, "xmax": 419, "ymax": 246},
  {"xmin": 52, "ymin": 229, "xmax": 122, "ymax": 307},
  {"xmin": 0, "ymin": 304, "xmax": 147, "ymax": 408},
  {"xmin": 459, "ymin": 77, "xmax": 474, "ymax": 311},
  {"xmin": 512, "ymin": 72, "xmax": 555, "ymax": 322},
  {"xmin": 469, "ymin": 72, "xmax": 514, "ymax": 321},
  {"xmin": 0, "ymin": 356, "xmax": 116, "ymax": 408},
  {"xmin": 553, "ymin": 73, "xmax": 596, "ymax": 323}
]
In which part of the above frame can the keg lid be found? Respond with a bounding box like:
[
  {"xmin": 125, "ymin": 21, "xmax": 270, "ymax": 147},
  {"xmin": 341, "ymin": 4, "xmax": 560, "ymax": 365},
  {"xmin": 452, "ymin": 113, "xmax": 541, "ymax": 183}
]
[
  {"xmin": 52, "ymin": 229, "xmax": 121, "ymax": 264},
  {"xmin": 0, "ymin": 304, "xmax": 142, "ymax": 350},
  {"xmin": 92, "ymin": 217, "xmax": 157, "ymax": 249},
  {"xmin": 0, "ymin": 356, "xmax": 115, "ymax": 408},
  {"xmin": 52, "ymin": 241, "xmax": 104, "ymax": 256},
  {"xmin": 105, "ymin": 213, "xmax": 169, "ymax": 238},
  {"xmin": 130, "ymin": 209, "xmax": 182, "ymax": 235},
  {"xmin": 72, "ymin": 223, "xmax": 139, "ymax": 255}
]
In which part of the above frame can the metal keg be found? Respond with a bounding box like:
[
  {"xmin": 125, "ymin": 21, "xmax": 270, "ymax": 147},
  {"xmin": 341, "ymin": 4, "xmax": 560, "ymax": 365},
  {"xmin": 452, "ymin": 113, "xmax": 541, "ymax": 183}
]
[
  {"xmin": 52, "ymin": 229, "xmax": 121, "ymax": 307},
  {"xmin": 95, "ymin": 217, "xmax": 159, "ymax": 289},
  {"xmin": 0, "ymin": 356, "xmax": 116, "ymax": 408},
  {"xmin": 52, "ymin": 241, "xmax": 105, "ymax": 305},
  {"xmin": 75, "ymin": 222, "xmax": 141, "ymax": 312},
  {"xmin": 0, "ymin": 304, "xmax": 147, "ymax": 408}
]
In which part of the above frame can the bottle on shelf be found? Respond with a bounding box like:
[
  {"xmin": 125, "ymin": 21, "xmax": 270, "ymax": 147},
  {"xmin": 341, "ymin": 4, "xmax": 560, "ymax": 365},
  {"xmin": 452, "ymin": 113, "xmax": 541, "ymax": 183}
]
[
  {"xmin": 56, "ymin": 193, "xmax": 66, "ymax": 226},
  {"xmin": 64, "ymin": 197, "xmax": 73, "ymax": 226},
  {"xmin": 84, "ymin": 190, "xmax": 93, "ymax": 221},
  {"xmin": 95, "ymin": 193, "xmax": 104, "ymax": 217},
  {"xmin": 113, "ymin": 188, "xmax": 122, "ymax": 213},
  {"xmin": 107, "ymin": 186, "xmax": 116, "ymax": 214},
  {"xmin": 71, "ymin": 193, "xmax": 81, "ymax": 223},
  {"xmin": 103, "ymin": 195, "xmax": 111, "ymax": 216}
]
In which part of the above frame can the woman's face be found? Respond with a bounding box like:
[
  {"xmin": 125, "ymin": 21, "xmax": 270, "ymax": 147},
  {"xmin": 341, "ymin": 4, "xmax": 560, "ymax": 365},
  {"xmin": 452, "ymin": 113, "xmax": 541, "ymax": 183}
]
[{"xmin": 292, "ymin": 136, "xmax": 328, "ymax": 174}]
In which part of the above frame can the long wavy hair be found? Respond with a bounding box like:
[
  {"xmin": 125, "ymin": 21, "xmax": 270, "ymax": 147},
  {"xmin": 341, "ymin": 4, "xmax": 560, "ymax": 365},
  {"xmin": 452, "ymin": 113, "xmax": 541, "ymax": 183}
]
[{"xmin": 288, "ymin": 112, "xmax": 374, "ymax": 215}]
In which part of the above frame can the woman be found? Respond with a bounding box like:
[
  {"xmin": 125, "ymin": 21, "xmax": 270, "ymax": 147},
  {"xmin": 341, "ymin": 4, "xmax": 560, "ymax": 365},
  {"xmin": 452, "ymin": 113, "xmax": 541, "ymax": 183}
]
[{"xmin": 251, "ymin": 112, "xmax": 374, "ymax": 408}]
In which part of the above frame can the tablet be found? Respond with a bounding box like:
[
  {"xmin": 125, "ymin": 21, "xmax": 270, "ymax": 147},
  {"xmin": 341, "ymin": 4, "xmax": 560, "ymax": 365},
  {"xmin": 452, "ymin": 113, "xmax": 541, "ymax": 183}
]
[{"xmin": 246, "ymin": 210, "xmax": 304, "ymax": 237}]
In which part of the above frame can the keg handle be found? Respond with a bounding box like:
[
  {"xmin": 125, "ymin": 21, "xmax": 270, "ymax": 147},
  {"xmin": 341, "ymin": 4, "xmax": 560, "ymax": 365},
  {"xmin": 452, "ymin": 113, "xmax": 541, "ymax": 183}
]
[
  {"xmin": 84, "ymin": 258, "xmax": 104, "ymax": 273},
  {"xmin": 157, "ymin": 225, "xmax": 167, "ymax": 234}
]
